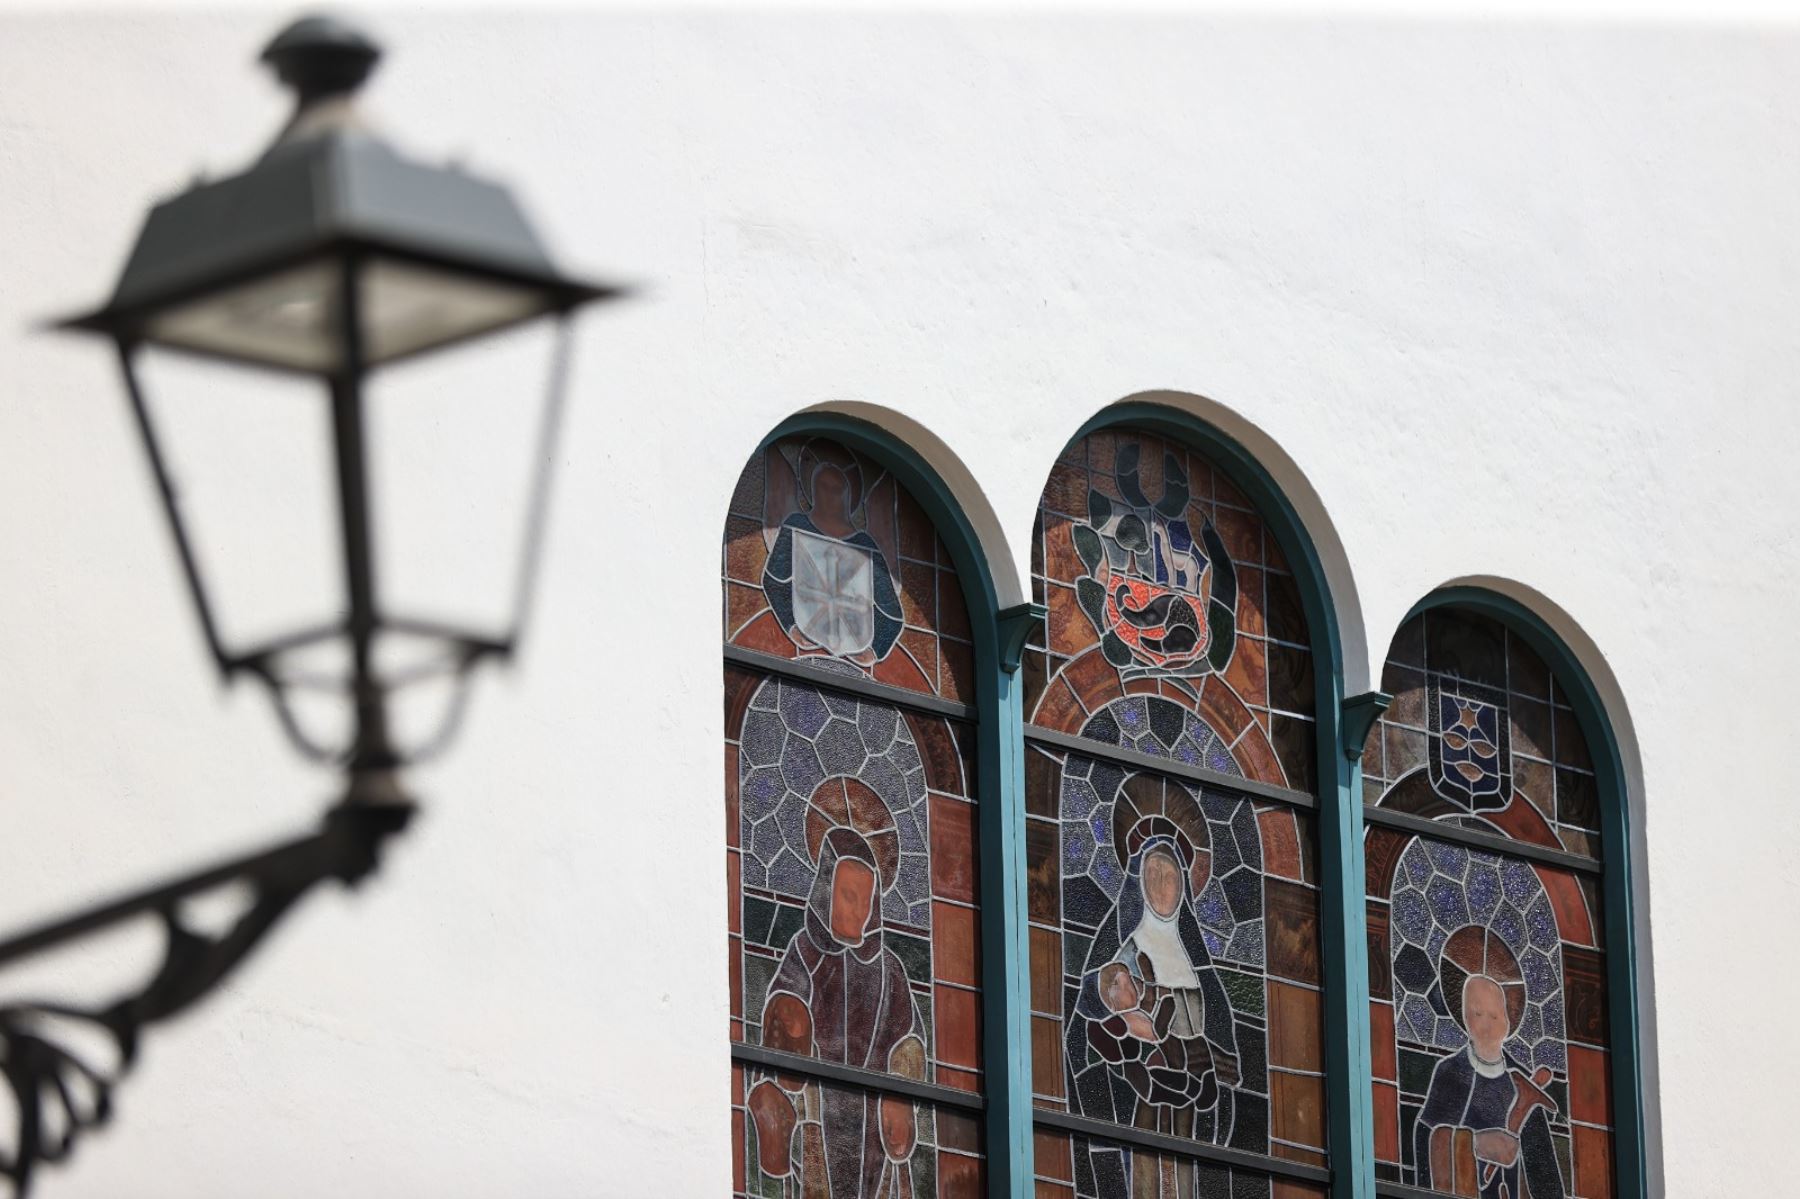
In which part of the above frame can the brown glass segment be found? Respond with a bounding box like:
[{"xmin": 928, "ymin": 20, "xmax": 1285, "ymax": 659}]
[
  {"xmin": 732, "ymin": 1063, "xmax": 985, "ymax": 1198},
  {"xmin": 1365, "ymin": 823, "xmax": 1614, "ymax": 1198},
  {"xmin": 724, "ymin": 436, "xmax": 975, "ymax": 704},
  {"xmin": 1367, "ymin": 610, "xmax": 1601, "ymax": 859},
  {"xmin": 1027, "ymin": 427, "xmax": 1314, "ymax": 794}
]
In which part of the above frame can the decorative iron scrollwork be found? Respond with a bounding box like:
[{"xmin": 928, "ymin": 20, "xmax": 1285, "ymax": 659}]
[{"xmin": 0, "ymin": 801, "xmax": 410, "ymax": 1195}]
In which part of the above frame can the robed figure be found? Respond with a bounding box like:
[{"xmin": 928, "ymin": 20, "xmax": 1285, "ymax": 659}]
[
  {"xmin": 748, "ymin": 827, "xmax": 927, "ymax": 1197},
  {"xmin": 1414, "ymin": 927, "xmax": 1566, "ymax": 1199},
  {"xmin": 1067, "ymin": 834, "xmax": 1241, "ymax": 1196}
]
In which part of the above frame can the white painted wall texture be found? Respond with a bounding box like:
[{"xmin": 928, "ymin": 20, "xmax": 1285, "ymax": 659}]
[{"xmin": 2, "ymin": 9, "xmax": 1797, "ymax": 1197}]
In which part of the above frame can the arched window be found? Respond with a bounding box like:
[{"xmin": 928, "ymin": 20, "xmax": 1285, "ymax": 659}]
[
  {"xmin": 1023, "ymin": 421, "xmax": 1333, "ymax": 1199},
  {"xmin": 1362, "ymin": 602, "xmax": 1628, "ymax": 1199},
  {"xmin": 724, "ymin": 432, "xmax": 987, "ymax": 1198}
]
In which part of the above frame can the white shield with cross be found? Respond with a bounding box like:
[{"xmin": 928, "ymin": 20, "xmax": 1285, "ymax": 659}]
[{"xmin": 791, "ymin": 527, "xmax": 877, "ymax": 657}]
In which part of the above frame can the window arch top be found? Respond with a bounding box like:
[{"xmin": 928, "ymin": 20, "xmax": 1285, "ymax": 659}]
[
  {"xmin": 725, "ymin": 435, "xmax": 976, "ymax": 705},
  {"xmin": 1026, "ymin": 426, "xmax": 1317, "ymax": 794},
  {"xmin": 1363, "ymin": 608, "xmax": 1600, "ymax": 861}
]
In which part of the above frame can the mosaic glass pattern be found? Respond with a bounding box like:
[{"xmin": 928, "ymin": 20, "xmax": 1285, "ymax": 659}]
[
  {"xmin": 1362, "ymin": 610, "xmax": 1600, "ymax": 859},
  {"xmin": 725, "ymin": 437, "xmax": 976, "ymax": 704},
  {"xmin": 1027, "ymin": 428, "xmax": 1315, "ymax": 792},
  {"xmin": 726, "ymin": 659, "xmax": 985, "ymax": 1196},
  {"xmin": 1365, "ymin": 609, "xmax": 1616, "ymax": 1198}
]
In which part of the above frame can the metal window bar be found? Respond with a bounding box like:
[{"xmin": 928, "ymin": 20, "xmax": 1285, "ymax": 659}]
[
  {"xmin": 1024, "ymin": 725, "xmax": 1318, "ymax": 811},
  {"xmin": 730, "ymin": 1043, "xmax": 985, "ymax": 1114},
  {"xmin": 1360, "ymin": 807, "xmax": 1601, "ymax": 876},
  {"xmin": 723, "ymin": 645, "xmax": 977, "ymax": 723},
  {"xmin": 1029, "ymin": 1108, "xmax": 1333, "ymax": 1185}
]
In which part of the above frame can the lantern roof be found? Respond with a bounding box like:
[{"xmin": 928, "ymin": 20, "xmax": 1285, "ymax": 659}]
[{"xmin": 58, "ymin": 15, "xmax": 624, "ymax": 340}]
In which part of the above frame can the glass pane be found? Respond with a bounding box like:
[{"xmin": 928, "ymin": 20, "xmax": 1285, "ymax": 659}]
[
  {"xmin": 1028, "ymin": 428, "xmax": 1313, "ymax": 792},
  {"xmin": 1026, "ymin": 735, "xmax": 1327, "ymax": 1166},
  {"xmin": 360, "ymin": 258, "xmax": 549, "ymax": 364},
  {"xmin": 132, "ymin": 348, "xmax": 341, "ymax": 654},
  {"xmin": 732, "ymin": 1064, "xmax": 984, "ymax": 1198},
  {"xmin": 365, "ymin": 318, "xmax": 555, "ymax": 641},
  {"xmin": 1036, "ymin": 1130, "xmax": 1328, "ymax": 1199},
  {"xmin": 1365, "ymin": 610, "xmax": 1601, "ymax": 860},
  {"xmin": 725, "ymin": 438, "xmax": 975, "ymax": 705},
  {"xmin": 727, "ymin": 668, "xmax": 982, "ymax": 1093},
  {"xmin": 140, "ymin": 257, "xmax": 550, "ymax": 373},
  {"xmin": 1365, "ymin": 827, "xmax": 1614, "ymax": 1197},
  {"xmin": 145, "ymin": 261, "xmax": 342, "ymax": 373}
]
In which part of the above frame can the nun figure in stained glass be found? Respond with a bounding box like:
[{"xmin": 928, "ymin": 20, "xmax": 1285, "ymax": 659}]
[
  {"xmin": 1414, "ymin": 928, "xmax": 1565, "ymax": 1199},
  {"xmin": 1069, "ymin": 827, "xmax": 1240, "ymax": 1195},
  {"xmin": 762, "ymin": 441, "xmax": 905, "ymax": 666},
  {"xmin": 759, "ymin": 825, "xmax": 927, "ymax": 1197}
]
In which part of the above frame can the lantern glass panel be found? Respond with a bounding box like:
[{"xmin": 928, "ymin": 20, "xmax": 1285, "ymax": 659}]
[
  {"xmin": 360, "ymin": 258, "xmax": 552, "ymax": 365},
  {"xmin": 366, "ymin": 317, "xmax": 560, "ymax": 642},
  {"xmin": 133, "ymin": 349, "xmax": 343, "ymax": 653},
  {"xmin": 140, "ymin": 257, "xmax": 555, "ymax": 374},
  {"xmin": 145, "ymin": 261, "xmax": 343, "ymax": 373}
]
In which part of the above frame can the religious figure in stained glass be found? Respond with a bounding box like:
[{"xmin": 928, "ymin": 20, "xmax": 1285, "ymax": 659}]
[
  {"xmin": 727, "ymin": 436, "xmax": 987, "ymax": 1198},
  {"xmin": 1365, "ymin": 609, "xmax": 1614, "ymax": 1199},
  {"xmin": 1028, "ymin": 427, "xmax": 1330, "ymax": 1197},
  {"xmin": 752, "ymin": 823, "xmax": 928, "ymax": 1196},
  {"xmin": 1072, "ymin": 830, "xmax": 1242, "ymax": 1144},
  {"xmin": 1056, "ymin": 701, "xmax": 1280, "ymax": 1195},
  {"xmin": 1412, "ymin": 928, "xmax": 1565, "ymax": 1199},
  {"xmin": 729, "ymin": 664, "xmax": 985, "ymax": 1196}
]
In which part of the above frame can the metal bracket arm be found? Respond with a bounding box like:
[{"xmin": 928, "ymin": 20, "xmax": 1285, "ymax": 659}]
[{"xmin": 0, "ymin": 801, "xmax": 412, "ymax": 1196}]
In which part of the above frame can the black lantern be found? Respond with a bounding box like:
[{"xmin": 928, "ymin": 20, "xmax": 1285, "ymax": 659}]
[
  {"xmin": 56, "ymin": 14, "xmax": 624, "ymax": 805},
  {"xmin": 0, "ymin": 16, "xmax": 627, "ymax": 1193}
]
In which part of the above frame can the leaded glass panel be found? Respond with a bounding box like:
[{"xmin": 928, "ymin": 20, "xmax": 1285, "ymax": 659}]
[
  {"xmin": 725, "ymin": 435, "xmax": 986, "ymax": 1197},
  {"xmin": 1026, "ymin": 428, "xmax": 1315, "ymax": 790},
  {"xmin": 1364, "ymin": 608, "xmax": 1615, "ymax": 1198},
  {"xmin": 1026, "ymin": 427, "xmax": 1328, "ymax": 1197}
]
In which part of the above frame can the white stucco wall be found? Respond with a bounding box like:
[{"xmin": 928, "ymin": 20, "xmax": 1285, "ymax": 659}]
[{"xmin": 3, "ymin": 9, "xmax": 1797, "ymax": 1197}]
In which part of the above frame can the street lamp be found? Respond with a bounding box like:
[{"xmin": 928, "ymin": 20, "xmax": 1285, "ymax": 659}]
[{"xmin": 2, "ymin": 15, "xmax": 626, "ymax": 1193}]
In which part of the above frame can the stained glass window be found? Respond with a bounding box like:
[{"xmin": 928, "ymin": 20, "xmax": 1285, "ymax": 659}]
[
  {"xmin": 1363, "ymin": 608, "xmax": 1615, "ymax": 1198},
  {"xmin": 1024, "ymin": 428, "xmax": 1330, "ymax": 1199},
  {"xmin": 725, "ymin": 436, "xmax": 985, "ymax": 1198}
]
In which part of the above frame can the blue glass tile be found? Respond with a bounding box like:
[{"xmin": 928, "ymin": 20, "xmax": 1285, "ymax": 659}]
[{"xmin": 778, "ymin": 682, "xmax": 830, "ymax": 739}]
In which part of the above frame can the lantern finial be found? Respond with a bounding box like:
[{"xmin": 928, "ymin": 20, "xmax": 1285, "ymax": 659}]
[{"xmin": 261, "ymin": 14, "xmax": 382, "ymax": 105}]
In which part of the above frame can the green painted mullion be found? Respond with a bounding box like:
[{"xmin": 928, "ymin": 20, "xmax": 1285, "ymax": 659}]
[
  {"xmin": 977, "ymin": 605, "xmax": 1044, "ymax": 1199},
  {"xmin": 1321, "ymin": 698, "xmax": 1379, "ymax": 1199}
]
